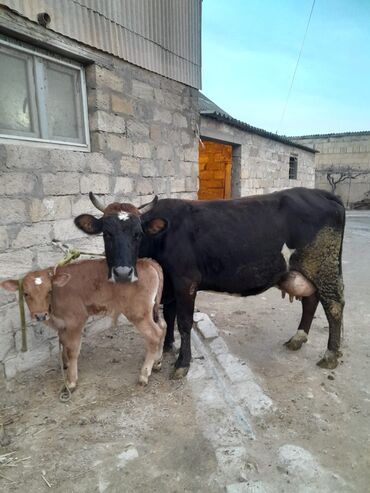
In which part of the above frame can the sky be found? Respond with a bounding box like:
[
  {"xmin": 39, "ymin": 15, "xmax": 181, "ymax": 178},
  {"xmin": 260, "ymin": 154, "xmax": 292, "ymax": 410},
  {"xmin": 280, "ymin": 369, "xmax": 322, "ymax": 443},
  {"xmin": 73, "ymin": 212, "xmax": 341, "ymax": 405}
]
[{"xmin": 201, "ymin": 0, "xmax": 370, "ymax": 136}]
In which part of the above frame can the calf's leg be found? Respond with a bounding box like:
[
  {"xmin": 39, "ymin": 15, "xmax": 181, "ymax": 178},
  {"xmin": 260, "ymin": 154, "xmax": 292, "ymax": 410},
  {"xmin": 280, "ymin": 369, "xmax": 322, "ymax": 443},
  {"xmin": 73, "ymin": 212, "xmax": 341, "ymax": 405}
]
[
  {"xmin": 59, "ymin": 325, "xmax": 83, "ymax": 390},
  {"xmin": 153, "ymin": 316, "xmax": 167, "ymax": 371},
  {"xmin": 285, "ymin": 293, "xmax": 319, "ymax": 350},
  {"xmin": 133, "ymin": 317, "xmax": 164, "ymax": 385},
  {"xmin": 61, "ymin": 343, "xmax": 69, "ymax": 369}
]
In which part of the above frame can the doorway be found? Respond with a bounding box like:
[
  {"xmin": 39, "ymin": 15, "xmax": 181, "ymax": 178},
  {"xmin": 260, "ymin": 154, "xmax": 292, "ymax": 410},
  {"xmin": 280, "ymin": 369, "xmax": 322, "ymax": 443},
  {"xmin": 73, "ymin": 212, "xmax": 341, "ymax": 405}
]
[{"xmin": 198, "ymin": 140, "xmax": 233, "ymax": 200}]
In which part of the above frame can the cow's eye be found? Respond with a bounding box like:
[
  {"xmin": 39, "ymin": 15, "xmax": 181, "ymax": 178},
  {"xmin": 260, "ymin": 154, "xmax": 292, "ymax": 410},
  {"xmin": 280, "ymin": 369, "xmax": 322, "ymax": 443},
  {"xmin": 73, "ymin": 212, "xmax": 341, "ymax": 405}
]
[{"xmin": 24, "ymin": 292, "xmax": 29, "ymax": 298}]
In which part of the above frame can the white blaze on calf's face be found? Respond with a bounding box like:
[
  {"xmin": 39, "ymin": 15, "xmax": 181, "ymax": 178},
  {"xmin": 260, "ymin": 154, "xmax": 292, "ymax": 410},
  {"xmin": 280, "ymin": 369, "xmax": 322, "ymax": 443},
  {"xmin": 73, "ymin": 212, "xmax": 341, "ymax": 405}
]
[{"xmin": 34, "ymin": 277, "xmax": 43, "ymax": 285}]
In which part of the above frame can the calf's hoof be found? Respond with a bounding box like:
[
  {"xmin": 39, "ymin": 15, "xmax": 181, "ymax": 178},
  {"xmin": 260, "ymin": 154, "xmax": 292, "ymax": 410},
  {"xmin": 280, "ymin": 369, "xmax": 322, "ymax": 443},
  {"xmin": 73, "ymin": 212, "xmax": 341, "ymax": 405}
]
[
  {"xmin": 317, "ymin": 350, "xmax": 339, "ymax": 369},
  {"xmin": 171, "ymin": 367, "xmax": 189, "ymax": 380},
  {"xmin": 138, "ymin": 374, "xmax": 149, "ymax": 386},
  {"xmin": 284, "ymin": 330, "xmax": 308, "ymax": 351}
]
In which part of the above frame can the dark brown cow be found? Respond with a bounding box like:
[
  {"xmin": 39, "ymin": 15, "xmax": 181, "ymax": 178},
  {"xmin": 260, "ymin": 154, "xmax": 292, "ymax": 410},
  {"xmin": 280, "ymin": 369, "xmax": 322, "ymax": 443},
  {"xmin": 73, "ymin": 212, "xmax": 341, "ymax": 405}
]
[
  {"xmin": 1, "ymin": 258, "xmax": 166, "ymax": 389},
  {"xmin": 75, "ymin": 188, "xmax": 345, "ymax": 377}
]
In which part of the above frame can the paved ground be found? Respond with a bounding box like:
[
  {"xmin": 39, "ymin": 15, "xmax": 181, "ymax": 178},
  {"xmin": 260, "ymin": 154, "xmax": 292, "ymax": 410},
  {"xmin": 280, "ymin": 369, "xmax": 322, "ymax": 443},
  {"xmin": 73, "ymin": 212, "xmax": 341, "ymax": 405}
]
[{"xmin": 1, "ymin": 212, "xmax": 369, "ymax": 492}]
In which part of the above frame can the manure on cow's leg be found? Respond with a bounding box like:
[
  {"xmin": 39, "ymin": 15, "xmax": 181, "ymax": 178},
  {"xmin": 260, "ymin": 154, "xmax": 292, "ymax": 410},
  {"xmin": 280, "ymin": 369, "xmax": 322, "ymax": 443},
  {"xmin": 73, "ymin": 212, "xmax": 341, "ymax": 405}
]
[
  {"xmin": 317, "ymin": 298, "xmax": 344, "ymax": 369},
  {"xmin": 291, "ymin": 227, "xmax": 344, "ymax": 367}
]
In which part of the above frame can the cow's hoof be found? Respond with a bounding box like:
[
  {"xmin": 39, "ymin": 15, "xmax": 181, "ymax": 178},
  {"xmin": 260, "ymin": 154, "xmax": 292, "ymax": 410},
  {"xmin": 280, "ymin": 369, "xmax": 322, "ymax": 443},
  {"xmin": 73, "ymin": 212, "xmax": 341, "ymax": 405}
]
[
  {"xmin": 138, "ymin": 374, "xmax": 149, "ymax": 386},
  {"xmin": 284, "ymin": 330, "xmax": 308, "ymax": 351},
  {"xmin": 67, "ymin": 381, "xmax": 77, "ymax": 391},
  {"xmin": 317, "ymin": 350, "xmax": 339, "ymax": 369},
  {"xmin": 171, "ymin": 367, "xmax": 189, "ymax": 380},
  {"xmin": 152, "ymin": 358, "xmax": 162, "ymax": 372},
  {"xmin": 284, "ymin": 337, "xmax": 305, "ymax": 351}
]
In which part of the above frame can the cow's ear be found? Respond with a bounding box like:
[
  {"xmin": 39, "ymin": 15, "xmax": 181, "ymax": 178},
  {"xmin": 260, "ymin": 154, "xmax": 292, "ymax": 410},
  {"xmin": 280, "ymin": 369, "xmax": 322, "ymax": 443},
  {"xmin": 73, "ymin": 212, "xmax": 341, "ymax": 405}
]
[
  {"xmin": 144, "ymin": 218, "xmax": 168, "ymax": 235},
  {"xmin": 0, "ymin": 279, "xmax": 19, "ymax": 292},
  {"xmin": 53, "ymin": 273, "xmax": 71, "ymax": 287},
  {"xmin": 74, "ymin": 214, "xmax": 102, "ymax": 235}
]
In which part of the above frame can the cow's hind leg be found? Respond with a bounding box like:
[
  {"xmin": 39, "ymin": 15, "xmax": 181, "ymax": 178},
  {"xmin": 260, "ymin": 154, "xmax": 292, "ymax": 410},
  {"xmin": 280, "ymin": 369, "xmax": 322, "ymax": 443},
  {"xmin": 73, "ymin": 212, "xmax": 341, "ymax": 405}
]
[
  {"xmin": 285, "ymin": 293, "xmax": 319, "ymax": 350},
  {"xmin": 295, "ymin": 226, "xmax": 345, "ymax": 368},
  {"xmin": 317, "ymin": 296, "xmax": 344, "ymax": 369}
]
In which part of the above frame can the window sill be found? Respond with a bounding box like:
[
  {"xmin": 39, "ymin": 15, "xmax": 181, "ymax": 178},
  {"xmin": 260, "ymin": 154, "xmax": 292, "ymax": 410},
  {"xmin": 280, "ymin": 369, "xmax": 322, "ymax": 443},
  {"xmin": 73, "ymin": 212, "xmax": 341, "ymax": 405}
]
[{"xmin": 0, "ymin": 136, "xmax": 91, "ymax": 153}]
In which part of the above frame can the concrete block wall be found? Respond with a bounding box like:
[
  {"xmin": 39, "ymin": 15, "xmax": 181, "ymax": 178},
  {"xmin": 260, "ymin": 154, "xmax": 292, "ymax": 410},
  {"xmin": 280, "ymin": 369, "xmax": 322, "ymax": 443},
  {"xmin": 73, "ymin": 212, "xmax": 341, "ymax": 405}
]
[
  {"xmin": 0, "ymin": 50, "xmax": 199, "ymax": 379},
  {"xmin": 291, "ymin": 134, "xmax": 370, "ymax": 207},
  {"xmin": 200, "ymin": 118, "xmax": 315, "ymax": 197}
]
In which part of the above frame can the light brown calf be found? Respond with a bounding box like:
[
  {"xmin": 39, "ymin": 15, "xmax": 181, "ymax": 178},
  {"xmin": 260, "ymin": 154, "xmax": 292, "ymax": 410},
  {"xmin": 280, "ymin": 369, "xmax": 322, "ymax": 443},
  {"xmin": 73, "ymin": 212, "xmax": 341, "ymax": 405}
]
[{"xmin": 1, "ymin": 258, "xmax": 166, "ymax": 389}]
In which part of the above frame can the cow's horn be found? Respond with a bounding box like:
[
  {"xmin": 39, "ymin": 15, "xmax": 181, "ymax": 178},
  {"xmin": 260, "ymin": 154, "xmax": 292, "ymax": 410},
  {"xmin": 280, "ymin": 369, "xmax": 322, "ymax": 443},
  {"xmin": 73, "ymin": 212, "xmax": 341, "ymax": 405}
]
[
  {"xmin": 138, "ymin": 195, "xmax": 158, "ymax": 214},
  {"xmin": 89, "ymin": 192, "xmax": 105, "ymax": 212}
]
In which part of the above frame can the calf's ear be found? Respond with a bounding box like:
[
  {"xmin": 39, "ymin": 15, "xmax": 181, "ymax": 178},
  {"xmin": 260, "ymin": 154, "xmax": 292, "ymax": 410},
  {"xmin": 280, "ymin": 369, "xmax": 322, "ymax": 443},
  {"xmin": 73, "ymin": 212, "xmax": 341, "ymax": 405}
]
[
  {"xmin": 74, "ymin": 214, "xmax": 102, "ymax": 235},
  {"xmin": 143, "ymin": 218, "xmax": 168, "ymax": 235},
  {"xmin": 53, "ymin": 273, "xmax": 71, "ymax": 287},
  {"xmin": 0, "ymin": 279, "xmax": 19, "ymax": 292}
]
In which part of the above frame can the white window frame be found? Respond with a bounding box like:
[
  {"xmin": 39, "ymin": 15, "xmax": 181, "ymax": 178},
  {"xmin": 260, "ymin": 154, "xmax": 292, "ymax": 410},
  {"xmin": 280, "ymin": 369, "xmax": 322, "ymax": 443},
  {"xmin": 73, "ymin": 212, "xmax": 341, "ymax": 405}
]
[{"xmin": 0, "ymin": 35, "xmax": 90, "ymax": 150}]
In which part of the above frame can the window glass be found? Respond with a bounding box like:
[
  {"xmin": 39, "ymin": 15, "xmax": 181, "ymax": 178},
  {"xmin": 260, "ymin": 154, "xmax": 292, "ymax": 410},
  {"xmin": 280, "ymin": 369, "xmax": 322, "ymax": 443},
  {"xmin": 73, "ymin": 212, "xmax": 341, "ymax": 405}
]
[
  {"xmin": 0, "ymin": 37, "xmax": 89, "ymax": 148},
  {"xmin": 46, "ymin": 63, "xmax": 80, "ymax": 140},
  {"xmin": 0, "ymin": 50, "xmax": 33, "ymax": 134}
]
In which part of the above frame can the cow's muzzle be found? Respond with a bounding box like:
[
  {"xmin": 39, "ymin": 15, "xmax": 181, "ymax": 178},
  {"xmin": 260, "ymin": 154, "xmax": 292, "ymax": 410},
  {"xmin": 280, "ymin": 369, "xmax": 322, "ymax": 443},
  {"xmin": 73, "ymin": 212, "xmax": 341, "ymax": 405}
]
[
  {"xmin": 34, "ymin": 312, "xmax": 49, "ymax": 321},
  {"xmin": 111, "ymin": 266, "xmax": 138, "ymax": 283}
]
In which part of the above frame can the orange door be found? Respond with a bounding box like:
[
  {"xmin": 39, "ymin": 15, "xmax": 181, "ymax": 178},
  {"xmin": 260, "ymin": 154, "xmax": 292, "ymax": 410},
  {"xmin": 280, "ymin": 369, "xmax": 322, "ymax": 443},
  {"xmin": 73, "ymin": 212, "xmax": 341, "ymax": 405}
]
[{"xmin": 198, "ymin": 140, "xmax": 232, "ymax": 200}]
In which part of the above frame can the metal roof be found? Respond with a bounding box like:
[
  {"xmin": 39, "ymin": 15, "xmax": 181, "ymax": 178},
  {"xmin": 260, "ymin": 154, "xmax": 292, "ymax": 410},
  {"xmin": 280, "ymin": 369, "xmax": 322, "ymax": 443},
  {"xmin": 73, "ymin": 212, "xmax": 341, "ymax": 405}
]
[
  {"xmin": 200, "ymin": 93, "xmax": 316, "ymax": 154},
  {"xmin": 1, "ymin": 0, "xmax": 201, "ymax": 88},
  {"xmin": 289, "ymin": 131, "xmax": 370, "ymax": 140}
]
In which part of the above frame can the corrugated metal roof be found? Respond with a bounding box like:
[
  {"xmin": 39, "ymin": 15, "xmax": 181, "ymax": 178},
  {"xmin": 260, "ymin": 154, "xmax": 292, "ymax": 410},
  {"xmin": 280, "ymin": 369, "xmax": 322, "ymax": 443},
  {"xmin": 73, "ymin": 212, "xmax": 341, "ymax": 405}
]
[
  {"xmin": 290, "ymin": 131, "xmax": 370, "ymax": 139},
  {"xmin": 1, "ymin": 0, "xmax": 201, "ymax": 88},
  {"xmin": 200, "ymin": 93, "xmax": 316, "ymax": 154}
]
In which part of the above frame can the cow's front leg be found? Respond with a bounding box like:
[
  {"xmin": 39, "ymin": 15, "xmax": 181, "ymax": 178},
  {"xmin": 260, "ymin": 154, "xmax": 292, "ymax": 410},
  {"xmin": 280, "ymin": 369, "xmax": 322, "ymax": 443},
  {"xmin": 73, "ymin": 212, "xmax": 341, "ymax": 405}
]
[
  {"xmin": 163, "ymin": 299, "xmax": 176, "ymax": 352},
  {"xmin": 285, "ymin": 293, "xmax": 319, "ymax": 350},
  {"xmin": 59, "ymin": 326, "xmax": 83, "ymax": 390},
  {"xmin": 172, "ymin": 284, "xmax": 196, "ymax": 379}
]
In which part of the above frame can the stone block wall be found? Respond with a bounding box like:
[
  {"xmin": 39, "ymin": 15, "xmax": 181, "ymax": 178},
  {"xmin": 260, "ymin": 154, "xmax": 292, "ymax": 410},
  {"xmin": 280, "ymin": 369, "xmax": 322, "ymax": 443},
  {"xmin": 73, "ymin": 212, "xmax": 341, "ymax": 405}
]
[
  {"xmin": 0, "ymin": 47, "xmax": 199, "ymax": 379},
  {"xmin": 200, "ymin": 118, "xmax": 315, "ymax": 197},
  {"xmin": 291, "ymin": 133, "xmax": 370, "ymax": 207}
]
